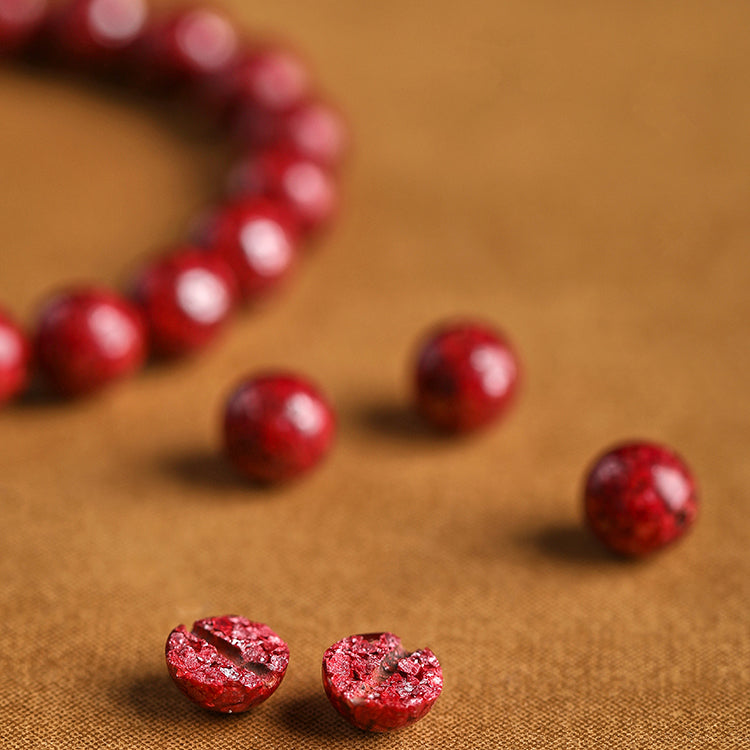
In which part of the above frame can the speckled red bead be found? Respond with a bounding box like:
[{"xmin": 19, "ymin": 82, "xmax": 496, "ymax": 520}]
[
  {"xmin": 49, "ymin": 0, "xmax": 147, "ymax": 63},
  {"xmin": 0, "ymin": 0, "xmax": 47, "ymax": 53},
  {"xmin": 34, "ymin": 287, "xmax": 146, "ymax": 395},
  {"xmin": 197, "ymin": 197, "xmax": 298, "ymax": 303},
  {"xmin": 322, "ymin": 632, "xmax": 443, "ymax": 733},
  {"xmin": 130, "ymin": 246, "xmax": 237, "ymax": 357},
  {"xmin": 584, "ymin": 441, "xmax": 698, "ymax": 557},
  {"xmin": 166, "ymin": 615, "xmax": 289, "ymax": 713},
  {"xmin": 0, "ymin": 309, "xmax": 30, "ymax": 404},
  {"xmin": 225, "ymin": 147, "xmax": 338, "ymax": 237},
  {"xmin": 223, "ymin": 371, "xmax": 336, "ymax": 483},
  {"xmin": 414, "ymin": 320, "xmax": 519, "ymax": 433}
]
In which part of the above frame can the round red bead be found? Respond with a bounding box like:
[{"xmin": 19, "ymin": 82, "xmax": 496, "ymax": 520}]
[
  {"xmin": 200, "ymin": 44, "xmax": 311, "ymax": 123},
  {"xmin": 322, "ymin": 632, "xmax": 443, "ymax": 733},
  {"xmin": 414, "ymin": 320, "xmax": 519, "ymax": 433},
  {"xmin": 50, "ymin": 0, "xmax": 147, "ymax": 63},
  {"xmin": 134, "ymin": 5, "xmax": 238, "ymax": 88},
  {"xmin": 0, "ymin": 0, "xmax": 47, "ymax": 54},
  {"xmin": 130, "ymin": 246, "xmax": 237, "ymax": 357},
  {"xmin": 232, "ymin": 97, "xmax": 348, "ymax": 169},
  {"xmin": 223, "ymin": 371, "xmax": 336, "ymax": 483},
  {"xmin": 197, "ymin": 197, "xmax": 298, "ymax": 303},
  {"xmin": 34, "ymin": 287, "xmax": 146, "ymax": 396},
  {"xmin": 0, "ymin": 309, "xmax": 30, "ymax": 404},
  {"xmin": 584, "ymin": 441, "xmax": 698, "ymax": 557},
  {"xmin": 166, "ymin": 615, "xmax": 289, "ymax": 713},
  {"xmin": 225, "ymin": 148, "xmax": 338, "ymax": 237}
]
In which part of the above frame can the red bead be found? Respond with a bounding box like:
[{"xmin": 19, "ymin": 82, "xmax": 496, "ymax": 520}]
[
  {"xmin": 134, "ymin": 5, "xmax": 239, "ymax": 88},
  {"xmin": 223, "ymin": 371, "xmax": 336, "ymax": 483},
  {"xmin": 199, "ymin": 43, "xmax": 311, "ymax": 123},
  {"xmin": 232, "ymin": 97, "xmax": 348, "ymax": 169},
  {"xmin": 322, "ymin": 632, "xmax": 443, "ymax": 733},
  {"xmin": 166, "ymin": 615, "xmax": 289, "ymax": 713},
  {"xmin": 0, "ymin": 309, "xmax": 30, "ymax": 404},
  {"xmin": 584, "ymin": 441, "xmax": 698, "ymax": 557},
  {"xmin": 50, "ymin": 0, "xmax": 147, "ymax": 64},
  {"xmin": 196, "ymin": 197, "xmax": 298, "ymax": 303},
  {"xmin": 225, "ymin": 148, "xmax": 338, "ymax": 237},
  {"xmin": 130, "ymin": 247, "xmax": 237, "ymax": 357},
  {"xmin": 34, "ymin": 287, "xmax": 146, "ymax": 396},
  {"xmin": 414, "ymin": 320, "xmax": 520, "ymax": 433},
  {"xmin": 0, "ymin": 0, "xmax": 47, "ymax": 54}
]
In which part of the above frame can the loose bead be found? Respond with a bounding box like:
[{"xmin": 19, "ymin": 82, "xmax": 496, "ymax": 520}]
[
  {"xmin": 196, "ymin": 197, "xmax": 298, "ymax": 303},
  {"xmin": 34, "ymin": 287, "xmax": 146, "ymax": 396},
  {"xmin": 130, "ymin": 246, "xmax": 237, "ymax": 357},
  {"xmin": 0, "ymin": 309, "xmax": 30, "ymax": 404},
  {"xmin": 584, "ymin": 441, "xmax": 698, "ymax": 557},
  {"xmin": 223, "ymin": 371, "xmax": 336, "ymax": 483},
  {"xmin": 414, "ymin": 320, "xmax": 520, "ymax": 433},
  {"xmin": 225, "ymin": 147, "xmax": 338, "ymax": 237}
]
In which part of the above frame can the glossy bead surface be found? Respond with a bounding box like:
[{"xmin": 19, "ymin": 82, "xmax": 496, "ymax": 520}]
[
  {"xmin": 0, "ymin": 0, "xmax": 47, "ymax": 53},
  {"xmin": 130, "ymin": 247, "xmax": 237, "ymax": 357},
  {"xmin": 225, "ymin": 148, "xmax": 338, "ymax": 237},
  {"xmin": 584, "ymin": 441, "xmax": 698, "ymax": 557},
  {"xmin": 201, "ymin": 44, "xmax": 311, "ymax": 123},
  {"xmin": 51, "ymin": 0, "xmax": 147, "ymax": 63},
  {"xmin": 34, "ymin": 287, "xmax": 146, "ymax": 396},
  {"xmin": 322, "ymin": 632, "xmax": 443, "ymax": 733},
  {"xmin": 135, "ymin": 5, "xmax": 238, "ymax": 88},
  {"xmin": 223, "ymin": 371, "xmax": 335, "ymax": 483},
  {"xmin": 166, "ymin": 615, "xmax": 289, "ymax": 713},
  {"xmin": 198, "ymin": 197, "xmax": 298, "ymax": 303},
  {"xmin": 414, "ymin": 320, "xmax": 519, "ymax": 433},
  {"xmin": 0, "ymin": 309, "xmax": 30, "ymax": 404},
  {"xmin": 232, "ymin": 97, "xmax": 348, "ymax": 169}
]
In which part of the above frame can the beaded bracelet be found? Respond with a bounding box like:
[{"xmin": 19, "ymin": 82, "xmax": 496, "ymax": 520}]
[{"xmin": 0, "ymin": 0, "xmax": 347, "ymax": 400}]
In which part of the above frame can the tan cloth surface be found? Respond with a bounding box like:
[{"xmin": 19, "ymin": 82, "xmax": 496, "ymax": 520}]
[{"xmin": 1, "ymin": 1, "xmax": 749, "ymax": 747}]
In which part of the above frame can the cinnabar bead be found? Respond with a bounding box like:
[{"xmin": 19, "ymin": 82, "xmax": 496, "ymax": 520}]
[
  {"xmin": 34, "ymin": 287, "xmax": 146, "ymax": 396},
  {"xmin": 584, "ymin": 441, "xmax": 698, "ymax": 557},
  {"xmin": 133, "ymin": 5, "xmax": 239, "ymax": 89},
  {"xmin": 50, "ymin": 0, "xmax": 148, "ymax": 63},
  {"xmin": 0, "ymin": 309, "xmax": 30, "ymax": 404},
  {"xmin": 200, "ymin": 44, "xmax": 311, "ymax": 124},
  {"xmin": 414, "ymin": 320, "xmax": 520, "ymax": 433},
  {"xmin": 0, "ymin": 0, "xmax": 47, "ymax": 54},
  {"xmin": 130, "ymin": 247, "xmax": 237, "ymax": 357},
  {"xmin": 225, "ymin": 148, "xmax": 338, "ymax": 237},
  {"xmin": 231, "ymin": 97, "xmax": 348, "ymax": 169},
  {"xmin": 223, "ymin": 371, "xmax": 336, "ymax": 483},
  {"xmin": 197, "ymin": 197, "xmax": 298, "ymax": 303},
  {"xmin": 166, "ymin": 615, "xmax": 290, "ymax": 713},
  {"xmin": 322, "ymin": 632, "xmax": 443, "ymax": 732}
]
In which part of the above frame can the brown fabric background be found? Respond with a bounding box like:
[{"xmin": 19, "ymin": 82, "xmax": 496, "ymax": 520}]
[{"xmin": 1, "ymin": 1, "xmax": 749, "ymax": 747}]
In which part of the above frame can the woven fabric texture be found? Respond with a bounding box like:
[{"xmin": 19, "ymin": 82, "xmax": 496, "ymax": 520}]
[{"xmin": 1, "ymin": 1, "xmax": 749, "ymax": 748}]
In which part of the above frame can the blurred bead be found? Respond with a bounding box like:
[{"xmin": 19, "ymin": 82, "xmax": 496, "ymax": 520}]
[
  {"xmin": 34, "ymin": 287, "xmax": 146, "ymax": 396},
  {"xmin": 414, "ymin": 320, "xmax": 520, "ymax": 432},
  {"xmin": 0, "ymin": 308, "xmax": 30, "ymax": 404},
  {"xmin": 130, "ymin": 246, "xmax": 237, "ymax": 357},
  {"xmin": 231, "ymin": 97, "xmax": 348, "ymax": 169},
  {"xmin": 0, "ymin": 0, "xmax": 47, "ymax": 54},
  {"xmin": 197, "ymin": 197, "xmax": 298, "ymax": 303},
  {"xmin": 225, "ymin": 147, "xmax": 337, "ymax": 237},
  {"xmin": 50, "ymin": 0, "xmax": 147, "ymax": 64}
]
